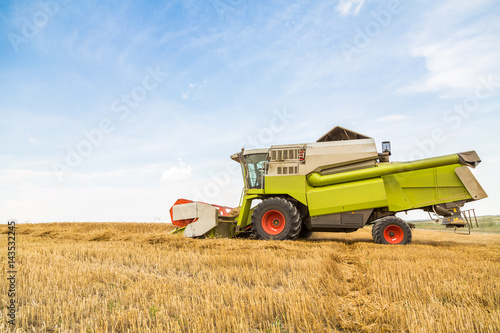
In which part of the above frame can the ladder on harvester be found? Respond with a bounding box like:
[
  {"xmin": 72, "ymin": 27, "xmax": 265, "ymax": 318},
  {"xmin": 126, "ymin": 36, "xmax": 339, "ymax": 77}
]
[{"xmin": 454, "ymin": 209, "xmax": 479, "ymax": 235}]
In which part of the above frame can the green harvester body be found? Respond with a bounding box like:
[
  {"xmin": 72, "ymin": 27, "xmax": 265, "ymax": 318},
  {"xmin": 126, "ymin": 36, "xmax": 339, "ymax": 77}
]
[{"xmin": 171, "ymin": 126, "xmax": 487, "ymax": 243}]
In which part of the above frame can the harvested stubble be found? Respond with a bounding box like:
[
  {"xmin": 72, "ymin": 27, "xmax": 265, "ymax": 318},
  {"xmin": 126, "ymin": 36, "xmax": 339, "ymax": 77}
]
[{"xmin": 1, "ymin": 223, "xmax": 499, "ymax": 332}]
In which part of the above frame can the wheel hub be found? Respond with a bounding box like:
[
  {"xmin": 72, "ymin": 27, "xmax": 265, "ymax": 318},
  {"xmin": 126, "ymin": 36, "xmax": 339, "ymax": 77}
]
[
  {"xmin": 383, "ymin": 225, "xmax": 404, "ymax": 244},
  {"xmin": 261, "ymin": 210, "xmax": 286, "ymax": 235}
]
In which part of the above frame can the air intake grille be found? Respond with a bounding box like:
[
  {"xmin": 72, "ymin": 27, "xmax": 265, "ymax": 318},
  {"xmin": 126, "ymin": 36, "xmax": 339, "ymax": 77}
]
[
  {"xmin": 277, "ymin": 166, "xmax": 298, "ymax": 175},
  {"xmin": 271, "ymin": 149, "xmax": 299, "ymax": 161}
]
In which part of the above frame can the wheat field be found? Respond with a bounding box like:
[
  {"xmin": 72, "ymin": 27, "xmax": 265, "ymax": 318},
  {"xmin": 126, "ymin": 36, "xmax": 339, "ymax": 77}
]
[{"xmin": 1, "ymin": 222, "xmax": 499, "ymax": 332}]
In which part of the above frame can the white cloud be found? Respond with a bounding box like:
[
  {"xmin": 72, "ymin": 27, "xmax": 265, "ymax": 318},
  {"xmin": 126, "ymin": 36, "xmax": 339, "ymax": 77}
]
[
  {"xmin": 335, "ymin": 0, "xmax": 366, "ymax": 16},
  {"xmin": 161, "ymin": 158, "xmax": 192, "ymax": 182},
  {"xmin": 402, "ymin": 1, "xmax": 500, "ymax": 98},
  {"xmin": 403, "ymin": 36, "xmax": 500, "ymax": 97}
]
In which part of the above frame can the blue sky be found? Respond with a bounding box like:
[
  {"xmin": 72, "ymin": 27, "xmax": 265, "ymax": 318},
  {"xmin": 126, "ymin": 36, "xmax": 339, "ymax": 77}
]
[{"xmin": 1, "ymin": 0, "xmax": 499, "ymax": 222}]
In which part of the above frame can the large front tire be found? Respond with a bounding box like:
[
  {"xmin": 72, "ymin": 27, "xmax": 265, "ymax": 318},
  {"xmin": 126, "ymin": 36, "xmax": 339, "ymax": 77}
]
[
  {"xmin": 372, "ymin": 216, "xmax": 412, "ymax": 245},
  {"xmin": 251, "ymin": 197, "xmax": 301, "ymax": 240}
]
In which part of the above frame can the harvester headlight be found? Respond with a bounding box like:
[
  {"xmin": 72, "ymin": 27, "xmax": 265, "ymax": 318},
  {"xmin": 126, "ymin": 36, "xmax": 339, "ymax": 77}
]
[{"xmin": 382, "ymin": 141, "xmax": 391, "ymax": 156}]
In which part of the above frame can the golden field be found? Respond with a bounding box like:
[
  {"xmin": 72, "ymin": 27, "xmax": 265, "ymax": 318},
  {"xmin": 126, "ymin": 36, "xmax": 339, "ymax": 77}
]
[{"xmin": 1, "ymin": 222, "xmax": 499, "ymax": 333}]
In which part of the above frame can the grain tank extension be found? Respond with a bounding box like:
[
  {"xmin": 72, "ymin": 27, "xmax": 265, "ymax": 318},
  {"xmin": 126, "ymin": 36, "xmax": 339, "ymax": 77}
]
[{"xmin": 170, "ymin": 126, "xmax": 487, "ymax": 244}]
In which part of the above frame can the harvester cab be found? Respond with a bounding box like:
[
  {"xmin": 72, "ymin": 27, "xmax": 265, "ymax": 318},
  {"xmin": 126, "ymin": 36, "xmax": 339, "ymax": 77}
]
[
  {"xmin": 233, "ymin": 148, "xmax": 268, "ymax": 190},
  {"xmin": 170, "ymin": 126, "xmax": 487, "ymax": 244}
]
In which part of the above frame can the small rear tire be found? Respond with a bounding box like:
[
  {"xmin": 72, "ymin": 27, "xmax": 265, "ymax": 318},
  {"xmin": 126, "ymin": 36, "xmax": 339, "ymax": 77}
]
[{"xmin": 372, "ymin": 216, "xmax": 412, "ymax": 245}]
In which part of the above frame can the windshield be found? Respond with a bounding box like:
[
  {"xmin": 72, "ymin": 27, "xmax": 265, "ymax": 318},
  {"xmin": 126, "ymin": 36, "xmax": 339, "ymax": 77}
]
[{"xmin": 243, "ymin": 153, "xmax": 267, "ymax": 189}]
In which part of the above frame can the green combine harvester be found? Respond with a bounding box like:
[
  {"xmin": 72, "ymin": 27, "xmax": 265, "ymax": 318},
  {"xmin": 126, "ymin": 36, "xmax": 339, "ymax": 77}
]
[{"xmin": 170, "ymin": 126, "xmax": 487, "ymax": 245}]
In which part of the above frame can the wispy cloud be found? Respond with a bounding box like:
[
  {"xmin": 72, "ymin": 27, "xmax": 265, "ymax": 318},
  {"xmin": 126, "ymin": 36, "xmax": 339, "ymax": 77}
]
[
  {"xmin": 161, "ymin": 158, "xmax": 192, "ymax": 182},
  {"xmin": 335, "ymin": 0, "xmax": 366, "ymax": 16},
  {"xmin": 401, "ymin": 1, "xmax": 500, "ymax": 98}
]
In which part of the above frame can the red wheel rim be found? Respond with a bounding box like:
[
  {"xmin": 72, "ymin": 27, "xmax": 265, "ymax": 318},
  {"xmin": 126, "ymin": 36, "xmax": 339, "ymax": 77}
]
[
  {"xmin": 262, "ymin": 210, "xmax": 285, "ymax": 235},
  {"xmin": 384, "ymin": 225, "xmax": 404, "ymax": 244}
]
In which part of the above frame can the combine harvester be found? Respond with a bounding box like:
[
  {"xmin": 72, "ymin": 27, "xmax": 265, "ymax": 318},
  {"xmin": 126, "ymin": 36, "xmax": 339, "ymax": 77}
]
[{"xmin": 170, "ymin": 127, "xmax": 487, "ymax": 245}]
